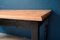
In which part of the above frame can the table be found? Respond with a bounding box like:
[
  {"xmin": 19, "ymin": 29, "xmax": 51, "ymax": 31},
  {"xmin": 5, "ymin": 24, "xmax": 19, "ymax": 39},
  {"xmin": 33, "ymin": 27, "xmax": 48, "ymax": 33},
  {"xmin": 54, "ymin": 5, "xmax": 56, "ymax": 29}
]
[{"xmin": 0, "ymin": 10, "xmax": 51, "ymax": 40}]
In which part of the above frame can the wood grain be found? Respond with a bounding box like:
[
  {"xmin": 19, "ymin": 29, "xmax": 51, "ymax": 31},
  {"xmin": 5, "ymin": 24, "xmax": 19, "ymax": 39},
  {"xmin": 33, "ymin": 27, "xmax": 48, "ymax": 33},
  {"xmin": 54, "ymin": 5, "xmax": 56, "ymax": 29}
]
[{"xmin": 0, "ymin": 10, "xmax": 51, "ymax": 21}]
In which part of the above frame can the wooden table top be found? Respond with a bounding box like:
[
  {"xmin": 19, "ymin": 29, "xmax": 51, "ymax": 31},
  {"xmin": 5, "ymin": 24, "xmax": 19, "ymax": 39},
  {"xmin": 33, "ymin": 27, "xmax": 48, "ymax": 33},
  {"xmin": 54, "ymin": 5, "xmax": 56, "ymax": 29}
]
[{"xmin": 0, "ymin": 10, "xmax": 51, "ymax": 21}]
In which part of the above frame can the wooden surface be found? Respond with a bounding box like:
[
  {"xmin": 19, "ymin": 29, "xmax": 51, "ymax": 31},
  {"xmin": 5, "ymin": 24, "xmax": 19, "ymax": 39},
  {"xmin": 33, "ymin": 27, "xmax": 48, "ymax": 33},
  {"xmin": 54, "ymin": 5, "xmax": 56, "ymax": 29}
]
[{"xmin": 0, "ymin": 10, "xmax": 51, "ymax": 21}]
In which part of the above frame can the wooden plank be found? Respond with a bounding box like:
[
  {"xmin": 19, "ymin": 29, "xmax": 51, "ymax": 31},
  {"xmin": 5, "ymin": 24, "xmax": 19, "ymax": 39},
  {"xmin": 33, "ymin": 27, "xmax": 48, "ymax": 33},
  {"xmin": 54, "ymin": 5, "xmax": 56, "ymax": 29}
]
[{"xmin": 0, "ymin": 10, "xmax": 51, "ymax": 21}]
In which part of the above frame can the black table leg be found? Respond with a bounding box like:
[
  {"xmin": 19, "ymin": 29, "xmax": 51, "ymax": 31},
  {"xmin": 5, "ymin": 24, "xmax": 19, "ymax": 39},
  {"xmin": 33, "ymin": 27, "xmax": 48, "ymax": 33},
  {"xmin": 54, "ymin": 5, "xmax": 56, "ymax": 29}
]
[{"xmin": 32, "ymin": 22, "xmax": 39, "ymax": 40}]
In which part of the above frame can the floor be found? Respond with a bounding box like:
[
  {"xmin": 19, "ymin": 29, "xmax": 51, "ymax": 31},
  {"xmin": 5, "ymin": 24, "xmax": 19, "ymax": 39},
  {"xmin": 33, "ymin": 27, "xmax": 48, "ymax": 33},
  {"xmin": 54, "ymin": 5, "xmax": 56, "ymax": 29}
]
[{"xmin": 0, "ymin": 33, "xmax": 30, "ymax": 40}]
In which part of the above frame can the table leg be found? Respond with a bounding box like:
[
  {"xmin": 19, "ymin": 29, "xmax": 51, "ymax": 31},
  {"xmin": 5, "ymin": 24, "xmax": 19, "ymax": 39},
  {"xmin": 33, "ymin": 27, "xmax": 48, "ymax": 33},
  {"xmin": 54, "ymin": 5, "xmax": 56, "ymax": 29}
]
[
  {"xmin": 31, "ymin": 19, "xmax": 48, "ymax": 40},
  {"xmin": 31, "ymin": 22, "xmax": 39, "ymax": 40}
]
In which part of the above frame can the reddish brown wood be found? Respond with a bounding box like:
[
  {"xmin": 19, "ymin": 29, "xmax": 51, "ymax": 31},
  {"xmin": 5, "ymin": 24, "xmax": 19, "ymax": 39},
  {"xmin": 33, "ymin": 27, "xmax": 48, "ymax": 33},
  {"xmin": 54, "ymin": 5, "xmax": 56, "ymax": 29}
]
[{"xmin": 0, "ymin": 10, "xmax": 51, "ymax": 21}]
